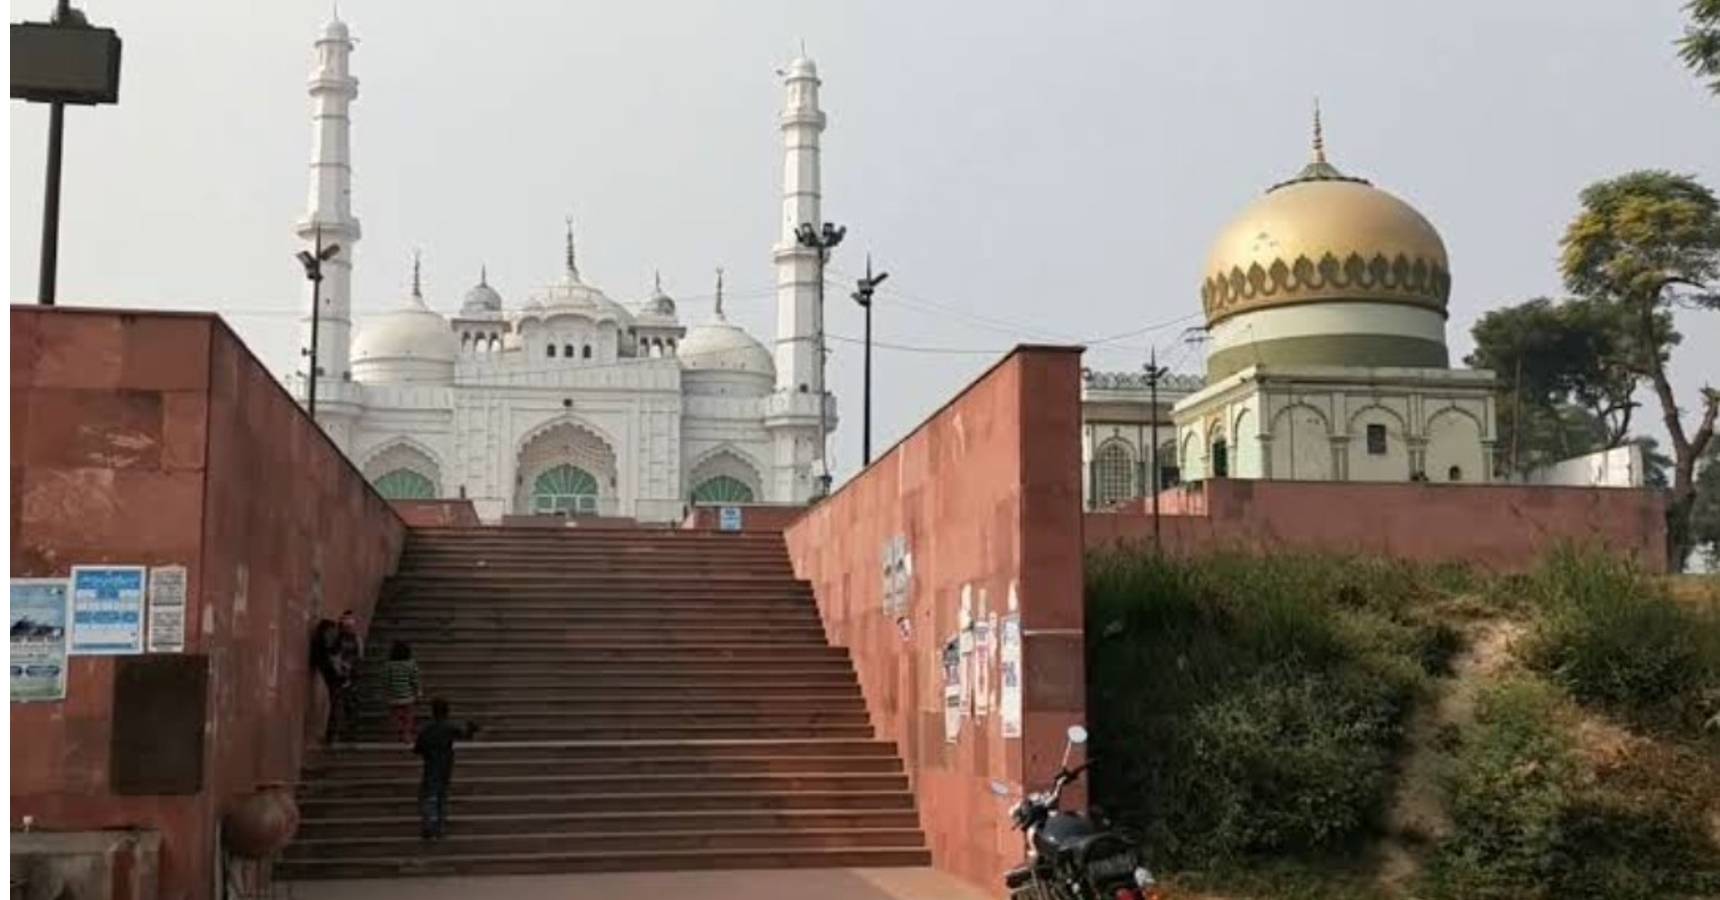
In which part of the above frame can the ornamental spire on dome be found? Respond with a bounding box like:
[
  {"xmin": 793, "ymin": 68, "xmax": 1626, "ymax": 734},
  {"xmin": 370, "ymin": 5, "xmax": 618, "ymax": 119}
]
[
  {"xmin": 1312, "ymin": 97, "xmax": 1326, "ymax": 164},
  {"xmin": 564, "ymin": 216, "xmax": 580, "ymax": 280},
  {"xmin": 714, "ymin": 267, "xmax": 726, "ymax": 320},
  {"xmin": 479, "ymin": 263, "xmax": 488, "ymax": 286},
  {"xmin": 411, "ymin": 248, "xmax": 423, "ymax": 300},
  {"xmin": 654, "ymin": 269, "xmax": 663, "ymax": 295}
]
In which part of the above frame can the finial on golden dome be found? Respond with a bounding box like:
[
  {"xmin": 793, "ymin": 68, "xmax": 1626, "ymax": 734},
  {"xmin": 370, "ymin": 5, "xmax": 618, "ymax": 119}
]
[
  {"xmin": 411, "ymin": 248, "xmax": 423, "ymax": 299},
  {"xmin": 1312, "ymin": 98, "xmax": 1326, "ymax": 164}
]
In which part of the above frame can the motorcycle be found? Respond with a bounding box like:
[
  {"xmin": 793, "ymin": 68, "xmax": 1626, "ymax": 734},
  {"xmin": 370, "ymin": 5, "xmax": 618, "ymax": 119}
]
[{"xmin": 992, "ymin": 725, "xmax": 1161, "ymax": 900}]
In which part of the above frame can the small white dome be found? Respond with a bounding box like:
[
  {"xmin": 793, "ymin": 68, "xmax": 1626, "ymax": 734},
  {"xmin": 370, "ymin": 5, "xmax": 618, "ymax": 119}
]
[
  {"xmin": 351, "ymin": 293, "xmax": 460, "ymax": 383},
  {"xmin": 678, "ymin": 322, "xmax": 774, "ymax": 376},
  {"xmin": 462, "ymin": 271, "xmax": 503, "ymax": 315}
]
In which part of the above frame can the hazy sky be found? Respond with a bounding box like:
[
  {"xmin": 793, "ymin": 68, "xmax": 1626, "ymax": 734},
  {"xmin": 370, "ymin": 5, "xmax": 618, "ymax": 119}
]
[{"xmin": 11, "ymin": 1, "xmax": 1719, "ymax": 478}]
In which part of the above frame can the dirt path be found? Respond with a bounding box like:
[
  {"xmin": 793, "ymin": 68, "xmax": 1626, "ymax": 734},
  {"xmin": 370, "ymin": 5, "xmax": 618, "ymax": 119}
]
[{"xmin": 1375, "ymin": 617, "xmax": 1524, "ymax": 895}]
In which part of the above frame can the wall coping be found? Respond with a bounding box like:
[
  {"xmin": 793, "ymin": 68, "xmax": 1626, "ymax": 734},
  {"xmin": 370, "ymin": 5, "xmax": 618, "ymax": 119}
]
[
  {"xmin": 13, "ymin": 304, "xmax": 404, "ymax": 527},
  {"xmin": 811, "ymin": 344, "xmax": 1085, "ymax": 512}
]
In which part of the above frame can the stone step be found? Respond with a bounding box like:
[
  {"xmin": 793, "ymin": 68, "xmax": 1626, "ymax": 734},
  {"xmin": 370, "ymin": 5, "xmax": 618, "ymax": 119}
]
[
  {"xmin": 298, "ymin": 788, "xmax": 917, "ymax": 819},
  {"xmin": 300, "ymin": 771, "xmax": 908, "ymax": 799},
  {"xmin": 382, "ymin": 589, "xmax": 815, "ymax": 603},
  {"xmin": 341, "ymin": 696, "xmax": 867, "ymax": 717},
  {"xmin": 275, "ymin": 845, "xmax": 931, "ymax": 880},
  {"xmin": 389, "ymin": 571, "xmax": 808, "ymax": 585},
  {"xmin": 368, "ymin": 644, "xmax": 847, "ymax": 661},
  {"xmin": 310, "ymin": 737, "xmax": 902, "ymax": 763},
  {"xmin": 367, "ymin": 627, "xmax": 829, "ymax": 644},
  {"xmin": 348, "ymin": 664, "xmax": 858, "ymax": 682},
  {"xmin": 342, "ymin": 722, "xmax": 877, "ymax": 742},
  {"xmin": 293, "ymin": 807, "xmax": 919, "ymax": 841},
  {"xmin": 286, "ymin": 826, "xmax": 926, "ymax": 860},
  {"xmin": 305, "ymin": 753, "xmax": 902, "ymax": 780}
]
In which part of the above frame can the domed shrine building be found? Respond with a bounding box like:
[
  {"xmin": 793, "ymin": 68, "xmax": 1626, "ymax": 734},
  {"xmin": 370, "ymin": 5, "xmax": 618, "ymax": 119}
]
[
  {"xmin": 1173, "ymin": 117, "xmax": 1497, "ymax": 486},
  {"xmin": 286, "ymin": 18, "xmax": 835, "ymax": 522}
]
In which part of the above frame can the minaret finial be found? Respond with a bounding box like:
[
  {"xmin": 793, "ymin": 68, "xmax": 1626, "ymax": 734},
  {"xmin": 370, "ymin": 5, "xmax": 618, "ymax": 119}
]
[
  {"xmin": 799, "ymin": 38, "xmax": 807, "ymax": 58},
  {"xmin": 1312, "ymin": 97, "xmax": 1326, "ymax": 164},
  {"xmin": 653, "ymin": 269, "xmax": 663, "ymax": 294},
  {"xmin": 564, "ymin": 216, "xmax": 578, "ymax": 278},
  {"xmin": 714, "ymin": 267, "xmax": 726, "ymax": 320},
  {"xmin": 411, "ymin": 248, "xmax": 423, "ymax": 299},
  {"xmin": 479, "ymin": 263, "xmax": 488, "ymax": 286}
]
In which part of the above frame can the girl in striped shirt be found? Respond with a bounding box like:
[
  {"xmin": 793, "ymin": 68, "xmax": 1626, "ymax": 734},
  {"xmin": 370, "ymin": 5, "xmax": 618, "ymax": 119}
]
[{"xmin": 383, "ymin": 641, "xmax": 422, "ymax": 745}]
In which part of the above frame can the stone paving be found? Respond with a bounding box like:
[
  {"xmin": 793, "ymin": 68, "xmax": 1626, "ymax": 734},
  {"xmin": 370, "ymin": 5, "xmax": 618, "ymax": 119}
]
[{"xmin": 283, "ymin": 866, "xmax": 992, "ymax": 900}]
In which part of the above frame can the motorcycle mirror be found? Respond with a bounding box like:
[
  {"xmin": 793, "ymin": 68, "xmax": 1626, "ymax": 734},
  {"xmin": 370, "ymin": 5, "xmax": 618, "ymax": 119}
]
[
  {"xmin": 988, "ymin": 780, "xmax": 1013, "ymax": 798},
  {"xmin": 1067, "ymin": 725, "xmax": 1089, "ymax": 745}
]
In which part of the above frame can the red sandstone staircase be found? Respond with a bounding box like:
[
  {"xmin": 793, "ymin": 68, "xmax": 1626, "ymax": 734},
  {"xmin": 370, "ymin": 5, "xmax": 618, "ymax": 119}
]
[{"xmin": 278, "ymin": 527, "xmax": 928, "ymax": 879}]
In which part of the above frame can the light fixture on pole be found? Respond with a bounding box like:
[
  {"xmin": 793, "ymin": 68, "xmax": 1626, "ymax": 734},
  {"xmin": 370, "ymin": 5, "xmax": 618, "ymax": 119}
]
[
  {"xmin": 296, "ymin": 225, "xmax": 341, "ymax": 419},
  {"xmin": 851, "ymin": 256, "xmax": 888, "ymax": 467},
  {"xmin": 795, "ymin": 220, "xmax": 845, "ymax": 497}
]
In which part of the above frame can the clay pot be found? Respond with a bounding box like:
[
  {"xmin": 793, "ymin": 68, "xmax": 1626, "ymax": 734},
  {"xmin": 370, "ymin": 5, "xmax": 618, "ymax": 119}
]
[{"xmin": 222, "ymin": 782, "xmax": 300, "ymax": 858}]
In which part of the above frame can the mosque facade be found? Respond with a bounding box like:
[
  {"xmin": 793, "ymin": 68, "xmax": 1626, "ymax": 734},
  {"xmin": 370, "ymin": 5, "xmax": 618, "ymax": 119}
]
[{"xmin": 287, "ymin": 18, "xmax": 836, "ymax": 523}]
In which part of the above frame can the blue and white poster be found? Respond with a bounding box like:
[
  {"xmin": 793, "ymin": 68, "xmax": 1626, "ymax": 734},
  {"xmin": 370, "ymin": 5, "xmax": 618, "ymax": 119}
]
[
  {"xmin": 11, "ymin": 579, "xmax": 69, "ymax": 702},
  {"xmin": 69, "ymin": 566, "xmax": 147, "ymax": 655},
  {"xmin": 718, "ymin": 506, "xmax": 743, "ymax": 532}
]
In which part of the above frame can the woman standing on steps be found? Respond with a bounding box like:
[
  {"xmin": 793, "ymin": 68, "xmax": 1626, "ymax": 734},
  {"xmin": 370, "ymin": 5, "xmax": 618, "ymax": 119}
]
[{"xmin": 383, "ymin": 640, "xmax": 423, "ymax": 745}]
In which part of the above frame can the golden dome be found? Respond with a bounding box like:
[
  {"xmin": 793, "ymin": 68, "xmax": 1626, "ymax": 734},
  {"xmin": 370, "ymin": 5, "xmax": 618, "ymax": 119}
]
[{"xmin": 1200, "ymin": 137, "xmax": 1450, "ymax": 327}]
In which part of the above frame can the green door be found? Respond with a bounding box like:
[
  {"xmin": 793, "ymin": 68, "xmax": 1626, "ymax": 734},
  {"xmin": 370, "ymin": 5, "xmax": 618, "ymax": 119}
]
[{"xmin": 533, "ymin": 464, "xmax": 599, "ymax": 514}]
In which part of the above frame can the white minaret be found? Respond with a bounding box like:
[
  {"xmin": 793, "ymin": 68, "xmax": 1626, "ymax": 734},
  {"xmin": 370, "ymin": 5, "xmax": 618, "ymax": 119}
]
[
  {"xmin": 296, "ymin": 15, "xmax": 361, "ymax": 391},
  {"xmin": 765, "ymin": 53, "xmax": 829, "ymax": 503}
]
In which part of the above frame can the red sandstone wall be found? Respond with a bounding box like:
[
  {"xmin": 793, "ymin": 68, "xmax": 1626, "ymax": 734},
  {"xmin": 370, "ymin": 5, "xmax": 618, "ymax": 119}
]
[
  {"xmin": 391, "ymin": 499, "xmax": 482, "ymax": 528},
  {"xmin": 10, "ymin": 307, "xmax": 406, "ymax": 900},
  {"xmin": 784, "ymin": 347, "xmax": 1086, "ymax": 895},
  {"xmin": 1087, "ymin": 479, "xmax": 1667, "ymax": 571}
]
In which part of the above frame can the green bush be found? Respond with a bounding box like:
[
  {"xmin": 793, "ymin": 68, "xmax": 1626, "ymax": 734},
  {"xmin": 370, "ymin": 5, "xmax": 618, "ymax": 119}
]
[
  {"xmin": 1519, "ymin": 546, "xmax": 1720, "ymax": 731},
  {"xmin": 1086, "ymin": 549, "xmax": 1441, "ymax": 869},
  {"xmin": 1425, "ymin": 675, "xmax": 1720, "ymax": 900}
]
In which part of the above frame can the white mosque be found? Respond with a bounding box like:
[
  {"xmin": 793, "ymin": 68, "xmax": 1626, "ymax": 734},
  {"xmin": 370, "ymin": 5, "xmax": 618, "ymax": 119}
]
[{"xmin": 287, "ymin": 17, "xmax": 835, "ymax": 523}]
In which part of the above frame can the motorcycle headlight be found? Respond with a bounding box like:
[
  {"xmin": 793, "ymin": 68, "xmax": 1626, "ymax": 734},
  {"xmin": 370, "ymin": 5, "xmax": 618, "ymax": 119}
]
[{"xmin": 1133, "ymin": 866, "xmax": 1156, "ymax": 888}]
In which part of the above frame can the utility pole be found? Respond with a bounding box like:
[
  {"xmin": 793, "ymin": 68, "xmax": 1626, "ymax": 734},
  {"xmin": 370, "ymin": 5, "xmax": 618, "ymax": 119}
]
[
  {"xmin": 296, "ymin": 225, "xmax": 340, "ymax": 419},
  {"xmin": 1144, "ymin": 347, "xmax": 1169, "ymax": 552},
  {"xmin": 851, "ymin": 256, "xmax": 888, "ymax": 467},
  {"xmin": 796, "ymin": 220, "xmax": 845, "ymax": 496}
]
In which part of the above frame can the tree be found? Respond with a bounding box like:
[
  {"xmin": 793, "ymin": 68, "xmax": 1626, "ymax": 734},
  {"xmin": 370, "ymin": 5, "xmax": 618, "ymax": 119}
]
[
  {"xmin": 1465, "ymin": 297, "xmax": 1638, "ymax": 475},
  {"xmin": 1680, "ymin": 0, "xmax": 1720, "ymax": 95},
  {"xmin": 1561, "ymin": 171, "xmax": 1720, "ymax": 568},
  {"xmin": 1692, "ymin": 440, "xmax": 1720, "ymax": 567}
]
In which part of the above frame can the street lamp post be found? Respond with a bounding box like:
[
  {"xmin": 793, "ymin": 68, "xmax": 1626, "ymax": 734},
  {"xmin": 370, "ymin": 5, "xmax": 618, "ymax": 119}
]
[
  {"xmin": 851, "ymin": 256, "xmax": 889, "ymax": 467},
  {"xmin": 1144, "ymin": 347, "xmax": 1169, "ymax": 552},
  {"xmin": 796, "ymin": 220, "xmax": 845, "ymax": 497},
  {"xmin": 296, "ymin": 225, "xmax": 340, "ymax": 420}
]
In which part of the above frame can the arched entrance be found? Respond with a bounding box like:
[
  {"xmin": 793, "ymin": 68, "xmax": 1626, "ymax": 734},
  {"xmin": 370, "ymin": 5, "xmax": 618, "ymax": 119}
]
[
  {"xmin": 531, "ymin": 464, "xmax": 600, "ymax": 514},
  {"xmin": 691, "ymin": 475, "xmax": 755, "ymax": 503},
  {"xmin": 513, "ymin": 420, "xmax": 619, "ymax": 516}
]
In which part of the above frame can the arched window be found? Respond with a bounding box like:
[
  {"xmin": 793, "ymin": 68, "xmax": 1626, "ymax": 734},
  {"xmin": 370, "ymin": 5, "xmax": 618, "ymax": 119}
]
[
  {"xmin": 691, "ymin": 475, "xmax": 756, "ymax": 504},
  {"xmin": 374, "ymin": 468, "xmax": 435, "ymax": 500},
  {"xmin": 582, "ymin": 344, "xmax": 593, "ymax": 359},
  {"xmin": 1212, "ymin": 439, "xmax": 1230, "ymax": 478},
  {"xmin": 532, "ymin": 464, "xmax": 599, "ymax": 515},
  {"xmin": 1092, "ymin": 440, "xmax": 1134, "ymax": 508},
  {"xmin": 563, "ymin": 343, "xmax": 575, "ymax": 359},
  {"xmin": 546, "ymin": 344, "xmax": 556, "ymax": 358}
]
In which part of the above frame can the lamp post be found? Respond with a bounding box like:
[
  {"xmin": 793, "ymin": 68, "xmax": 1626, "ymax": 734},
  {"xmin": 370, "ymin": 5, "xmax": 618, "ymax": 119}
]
[
  {"xmin": 296, "ymin": 225, "xmax": 341, "ymax": 419},
  {"xmin": 11, "ymin": 1, "xmax": 123, "ymax": 305},
  {"xmin": 1144, "ymin": 347, "xmax": 1169, "ymax": 552},
  {"xmin": 851, "ymin": 256, "xmax": 888, "ymax": 467},
  {"xmin": 796, "ymin": 220, "xmax": 845, "ymax": 497}
]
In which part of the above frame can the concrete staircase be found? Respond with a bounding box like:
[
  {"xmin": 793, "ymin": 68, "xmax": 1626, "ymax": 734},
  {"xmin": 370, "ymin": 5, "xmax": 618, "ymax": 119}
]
[{"xmin": 279, "ymin": 527, "xmax": 929, "ymax": 879}]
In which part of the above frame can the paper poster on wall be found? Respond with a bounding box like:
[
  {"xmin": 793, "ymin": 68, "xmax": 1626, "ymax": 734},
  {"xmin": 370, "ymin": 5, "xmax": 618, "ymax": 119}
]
[
  {"xmin": 146, "ymin": 565, "xmax": 188, "ymax": 653},
  {"xmin": 1000, "ymin": 612, "xmax": 1023, "ymax": 739},
  {"xmin": 942, "ymin": 636, "xmax": 962, "ymax": 742},
  {"xmin": 718, "ymin": 506, "xmax": 743, "ymax": 532},
  {"xmin": 11, "ymin": 579, "xmax": 69, "ymax": 702},
  {"xmin": 69, "ymin": 566, "xmax": 147, "ymax": 656},
  {"xmin": 882, "ymin": 535, "xmax": 912, "ymax": 617},
  {"xmin": 973, "ymin": 601, "xmax": 992, "ymax": 720}
]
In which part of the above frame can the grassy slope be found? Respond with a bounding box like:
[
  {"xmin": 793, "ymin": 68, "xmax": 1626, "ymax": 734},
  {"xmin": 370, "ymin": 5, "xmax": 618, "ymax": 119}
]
[{"xmin": 1085, "ymin": 547, "xmax": 1720, "ymax": 900}]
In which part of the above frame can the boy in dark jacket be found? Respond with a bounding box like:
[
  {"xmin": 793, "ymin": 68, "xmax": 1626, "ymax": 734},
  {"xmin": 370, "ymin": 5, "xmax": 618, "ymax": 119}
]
[{"xmin": 413, "ymin": 697, "xmax": 480, "ymax": 839}]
